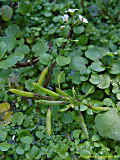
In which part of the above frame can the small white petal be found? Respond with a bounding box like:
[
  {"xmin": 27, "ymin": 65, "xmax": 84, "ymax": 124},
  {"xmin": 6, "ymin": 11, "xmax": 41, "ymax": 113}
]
[
  {"xmin": 60, "ymin": 25, "xmax": 65, "ymax": 29},
  {"xmin": 68, "ymin": 8, "xmax": 79, "ymax": 13},
  {"xmin": 79, "ymin": 15, "xmax": 88, "ymax": 23},
  {"xmin": 62, "ymin": 14, "xmax": 69, "ymax": 22},
  {"xmin": 12, "ymin": 135, "xmax": 15, "ymax": 141}
]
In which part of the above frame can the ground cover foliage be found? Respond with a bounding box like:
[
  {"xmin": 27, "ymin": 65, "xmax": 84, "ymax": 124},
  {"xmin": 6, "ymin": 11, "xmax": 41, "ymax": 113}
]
[{"xmin": 0, "ymin": 0, "xmax": 120, "ymax": 159}]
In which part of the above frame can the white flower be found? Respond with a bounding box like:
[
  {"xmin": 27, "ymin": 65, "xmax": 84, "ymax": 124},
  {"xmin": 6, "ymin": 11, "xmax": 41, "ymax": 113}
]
[
  {"xmin": 12, "ymin": 135, "xmax": 15, "ymax": 141},
  {"xmin": 62, "ymin": 14, "xmax": 69, "ymax": 22},
  {"xmin": 68, "ymin": 8, "xmax": 79, "ymax": 13},
  {"xmin": 60, "ymin": 25, "xmax": 65, "ymax": 29},
  {"xmin": 79, "ymin": 15, "xmax": 88, "ymax": 23}
]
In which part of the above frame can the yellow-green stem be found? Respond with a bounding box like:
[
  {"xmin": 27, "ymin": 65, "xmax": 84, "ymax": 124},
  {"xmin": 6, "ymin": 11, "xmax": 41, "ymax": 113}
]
[{"xmin": 9, "ymin": 89, "xmax": 34, "ymax": 98}]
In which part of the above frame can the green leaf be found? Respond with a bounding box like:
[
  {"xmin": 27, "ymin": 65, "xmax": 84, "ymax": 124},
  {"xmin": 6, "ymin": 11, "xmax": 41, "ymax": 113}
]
[
  {"xmin": 71, "ymin": 72, "xmax": 81, "ymax": 84},
  {"xmin": 79, "ymin": 65, "xmax": 89, "ymax": 75},
  {"xmin": 116, "ymin": 93, "xmax": 120, "ymax": 100},
  {"xmin": 39, "ymin": 53, "xmax": 51, "ymax": 65},
  {"xmin": 55, "ymin": 38, "xmax": 67, "ymax": 47},
  {"xmin": 18, "ymin": 2, "xmax": 32, "ymax": 15},
  {"xmin": 16, "ymin": 146, "xmax": 24, "ymax": 155},
  {"xmin": 56, "ymin": 56, "xmax": 71, "ymax": 66},
  {"xmin": 0, "ymin": 45, "xmax": 30, "ymax": 69},
  {"xmin": 12, "ymin": 112, "xmax": 24, "ymax": 125},
  {"xmin": 90, "ymin": 74, "xmax": 110, "ymax": 89},
  {"xmin": 0, "ymin": 142, "xmax": 11, "ymax": 151},
  {"xmin": 5, "ymin": 24, "xmax": 21, "ymax": 38},
  {"xmin": 61, "ymin": 112, "xmax": 73, "ymax": 124},
  {"xmin": 78, "ymin": 35, "xmax": 88, "ymax": 45},
  {"xmin": 32, "ymin": 39, "xmax": 48, "ymax": 57},
  {"xmin": 90, "ymin": 61, "xmax": 105, "ymax": 72},
  {"xmin": 89, "ymin": 74, "xmax": 101, "ymax": 85},
  {"xmin": 73, "ymin": 130, "xmax": 81, "ymax": 139},
  {"xmin": 80, "ymin": 104, "xmax": 88, "ymax": 111},
  {"xmin": 73, "ymin": 26, "xmax": 84, "ymax": 34},
  {"xmin": 20, "ymin": 136, "xmax": 33, "ymax": 144},
  {"xmin": 103, "ymin": 98, "xmax": 115, "ymax": 107},
  {"xmin": 0, "ymin": 41, "xmax": 7, "ymax": 59},
  {"xmin": 0, "ymin": 130, "xmax": 7, "ymax": 141},
  {"xmin": 2, "ymin": 35, "xmax": 17, "ymax": 52},
  {"xmin": 81, "ymin": 82, "xmax": 95, "ymax": 95},
  {"xmin": 25, "ymin": 79, "xmax": 34, "ymax": 91},
  {"xmin": 70, "ymin": 56, "xmax": 88, "ymax": 71},
  {"xmin": 15, "ymin": 45, "xmax": 30, "ymax": 55},
  {"xmin": 110, "ymin": 62, "xmax": 120, "ymax": 74},
  {"xmin": 1, "ymin": 5, "xmax": 13, "ymax": 21},
  {"xmin": 97, "ymin": 74, "xmax": 110, "ymax": 89},
  {"xmin": 95, "ymin": 109, "xmax": 120, "ymax": 141},
  {"xmin": 85, "ymin": 45, "xmax": 107, "ymax": 61}
]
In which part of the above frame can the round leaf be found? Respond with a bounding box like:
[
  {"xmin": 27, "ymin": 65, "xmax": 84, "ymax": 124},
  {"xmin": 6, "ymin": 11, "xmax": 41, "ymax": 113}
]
[
  {"xmin": 1, "ymin": 5, "xmax": 13, "ymax": 21},
  {"xmin": 70, "ymin": 56, "xmax": 88, "ymax": 71},
  {"xmin": 56, "ymin": 56, "xmax": 71, "ymax": 66},
  {"xmin": 85, "ymin": 46, "xmax": 107, "ymax": 61},
  {"xmin": 0, "ymin": 142, "xmax": 11, "ymax": 151},
  {"xmin": 0, "ymin": 130, "xmax": 7, "ymax": 141},
  {"xmin": 12, "ymin": 112, "xmax": 24, "ymax": 125},
  {"xmin": 110, "ymin": 62, "xmax": 120, "ymax": 74},
  {"xmin": 97, "ymin": 74, "xmax": 110, "ymax": 89},
  {"xmin": 95, "ymin": 109, "xmax": 120, "ymax": 141},
  {"xmin": 90, "ymin": 61, "xmax": 105, "ymax": 72},
  {"xmin": 20, "ymin": 136, "xmax": 33, "ymax": 144},
  {"xmin": 16, "ymin": 146, "xmax": 24, "ymax": 155}
]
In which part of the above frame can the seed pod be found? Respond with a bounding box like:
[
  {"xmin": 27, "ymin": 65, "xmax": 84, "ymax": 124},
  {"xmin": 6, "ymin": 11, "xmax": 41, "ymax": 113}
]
[
  {"xmin": 91, "ymin": 106, "xmax": 110, "ymax": 111},
  {"xmin": 46, "ymin": 107, "xmax": 51, "ymax": 136},
  {"xmin": 38, "ymin": 67, "xmax": 48, "ymax": 86},
  {"xmin": 33, "ymin": 83, "xmax": 60, "ymax": 98},
  {"xmin": 56, "ymin": 88, "xmax": 72, "ymax": 102},
  {"xmin": 80, "ymin": 112, "xmax": 89, "ymax": 139},
  {"xmin": 56, "ymin": 88, "xmax": 69, "ymax": 97},
  {"xmin": 1, "ymin": 5, "xmax": 13, "ymax": 21},
  {"xmin": 9, "ymin": 89, "xmax": 34, "ymax": 97},
  {"xmin": 36, "ymin": 100, "xmax": 66, "ymax": 105},
  {"xmin": 57, "ymin": 71, "xmax": 64, "ymax": 88}
]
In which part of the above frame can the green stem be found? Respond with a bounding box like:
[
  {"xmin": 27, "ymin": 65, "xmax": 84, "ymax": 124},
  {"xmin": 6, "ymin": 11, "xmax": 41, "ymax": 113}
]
[
  {"xmin": 9, "ymin": 89, "xmax": 34, "ymax": 98},
  {"xmin": 59, "ymin": 104, "xmax": 74, "ymax": 112},
  {"xmin": 80, "ymin": 112, "xmax": 89, "ymax": 139},
  {"xmin": 78, "ymin": 102, "xmax": 110, "ymax": 112},
  {"xmin": 33, "ymin": 83, "xmax": 60, "ymax": 98}
]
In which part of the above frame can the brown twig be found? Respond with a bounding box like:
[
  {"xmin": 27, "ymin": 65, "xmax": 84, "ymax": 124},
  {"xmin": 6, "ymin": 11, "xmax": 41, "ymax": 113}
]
[
  {"xmin": 81, "ymin": 0, "xmax": 85, "ymax": 13},
  {"xmin": 44, "ymin": 61, "xmax": 56, "ymax": 88},
  {"xmin": 15, "ymin": 58, "xmax": 39, "ymax": 68}
]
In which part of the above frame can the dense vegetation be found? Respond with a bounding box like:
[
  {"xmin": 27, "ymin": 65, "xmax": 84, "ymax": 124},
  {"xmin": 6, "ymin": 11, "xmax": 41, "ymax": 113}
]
[{"xmin": 0, "ymin": 0, "xmax": 120, "ymax": 159}]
